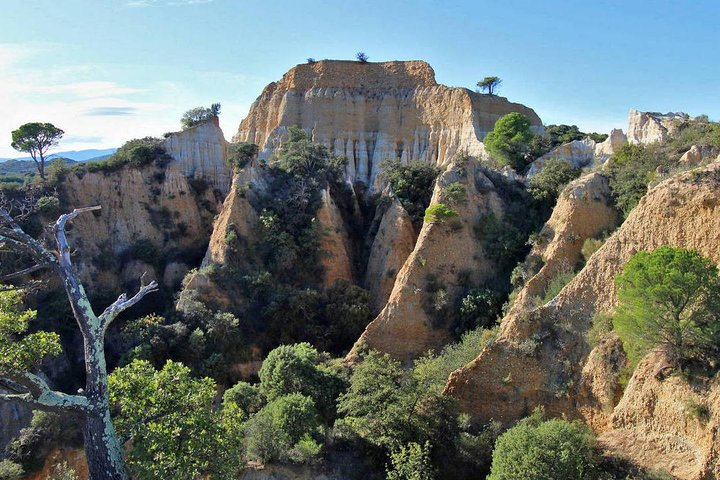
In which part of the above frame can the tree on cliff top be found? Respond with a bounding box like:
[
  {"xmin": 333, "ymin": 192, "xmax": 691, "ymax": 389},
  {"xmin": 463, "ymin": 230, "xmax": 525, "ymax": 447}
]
[
  {"xmin": 477, "ymin": 76, "xmax": 502, "ymax": 95},
  {"xmin": 180, "ymin": 103, "xmax": 221, "ymax": 129},
  {"xmin": 11, "ymin": 122, "xmax": 64, "ymax": 181},
  {"xmin": 0, "ymin": 203, "xmax": 159, "ymax": 480},
  {"xmin": 355, "ymin": 52, "xmax": 369, "ymax": 62}
]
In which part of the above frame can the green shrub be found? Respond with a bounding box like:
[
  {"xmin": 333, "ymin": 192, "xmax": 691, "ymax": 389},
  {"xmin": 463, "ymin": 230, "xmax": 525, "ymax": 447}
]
[
  {"xmin": 379, "ymin": 159, "xmax": 440, "ymax": 226},
  {"xmin": 0, "ymin": 460, "xmax": 23, "ymax": 480},
  {"xmin": 484, "ymin": 112, "xmax": 535, "ymax": 171},
  {"xmin": 424, "ymin": 203, "xmax": 458, "ymax": 223},
  {"xmin": 227, "ymin": 142, "xmax": 259, "ymax": 171},
  {"xmin": 82, "ymin": 137, "xmax": 169, "ymax": 173},
  {"xmin": 127, "ymin": 238, "xmax": 159, "ymax": 264},
  {"xmin": 457, "ymin": 289, "xmax": 502, "ymax": 333},
  {"xmin": 527, "ymin": 158, "xmax": 581, "ymax": 205},
  {"xmin": 181, "ymin": 103, "xmax": 220, "ymax": 129},
  {"xmin": 685, "ymin": 399, "xmax": 711, "ymax": 424},
  {"xmin": 586, "ymin": 312, "xmax": 613, "ymax": 348},
  {"xmin": 488, "ymin": 413, "xmax": 600, "ymax": 480},
  {"xmin": 606, "ymin": 143, "xmax": 671, "ymax": 217},
  {"xmin": 581, "ymin": 236, "xmax": 606, "ymax": 264},
  {"xmin": 613, "ymin": 246, "xmax": 720, "ymax": 372},
  {"xmin": 245, "ymin": 393, "xmax": 321, "ymax": 464},
  {"xmin": 386, "ymin": 441, "xmax": 436, "ymax": 480},
  {"xmin": 541, "ymin": 270, "xmax": 576, "ymax": 303},
  {"xmin": 223, "ymin": 381, "xmax": 264, "ymax": 415},
  {"xmin": 443, "ymin": 182, "xmax": 466, "ymax": 205}
]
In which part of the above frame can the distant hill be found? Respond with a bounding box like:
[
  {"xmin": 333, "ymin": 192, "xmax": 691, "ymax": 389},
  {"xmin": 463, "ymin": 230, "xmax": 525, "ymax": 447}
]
[
  {"xmin": 0, "ymin": 158, "xmax": 80, "ymax": 180},
  {"xmin": 0, "ymin": 148, "xmax": 117, "ymax": 163}
]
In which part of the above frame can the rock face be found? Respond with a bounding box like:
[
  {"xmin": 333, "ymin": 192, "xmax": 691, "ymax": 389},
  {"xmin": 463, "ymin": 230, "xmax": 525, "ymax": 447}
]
[
  {"xmin": 445, "ymin": 160, "xmax": 720, "ymax": 443},
  {"xmin": 599, "ymin": 349, "xmax": 720, "ymax": 480},
  {"xmin": 0, "ymin": 391, "xmax": 32, "ymax": 453},
  {"xmin": 163, "ymin": 117, "xmax": 232, "ymax": 194},
  {"xmin": 317, "ymin": 189, "xmax": 354, "ymax": 288},
  {"xmin": 509, "ymin": 172, "xmax": 618, "ymax": 313},
  {"xmin": 594, "ymin": 128, "xmax": 627, "ymax": 163},
  {"xmin": 235, "ymin": 60, "xmax": 542, "ymax": 188},
  {"xmin": 363, "ymin": 199, "xmax": 417, "ymax": 313},
  {"xmin": 627, "ymin": 109, "xmax": 687, "ymax": 145},
  {"xmin": 679, "ymin": 144, "xmax": 712, "ymax": 165},
  {"xmin": 352, "ymin": 159, "xmax": 508, "ymax": 362},
  {"xmin": 61, "ymin": 161, "xmax": 217, "ymax": 292}
]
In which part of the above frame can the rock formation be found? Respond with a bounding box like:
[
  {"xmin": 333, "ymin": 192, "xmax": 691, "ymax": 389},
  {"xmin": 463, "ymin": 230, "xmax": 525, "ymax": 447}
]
[
  {"xmin": 445, "ymin": 160, "xmax": 720, "ymax": 443},
  {"xmin": 508, "ymin": 172, "xmax": 618, "ymax": 313},
  {"xmin": 234, "ymin": 60, "xmax": 542, "ymax": 189},
  {"xmin": 627, "ymin": 109, "xmax": 687, "ymax": 145},
  {"xmin": 317, "ymin": 189, "xmax": 354, "ymax": 288},
  {"xmin": 363, "ymin": 199, "xmax": 417, "ymax": 313},
  {"xmin": 526, "ymin": 129, "xmax": 627, "ymax": 178},
  {"xmin": 352, "ymin": 159, "xmax": 510, "ymax": 362},
  {"xmin": 0, "ymin": 392, "xmax": 31, "ymax": 454},
  {"xmin": 163, "ymin": 116, "xmax": 232, "ymax": 194}
]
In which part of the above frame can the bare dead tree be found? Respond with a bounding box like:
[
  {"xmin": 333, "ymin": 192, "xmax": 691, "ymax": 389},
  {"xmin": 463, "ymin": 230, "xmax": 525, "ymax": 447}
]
[{"xmin": 0, "ymin": 205, "xmax": 158, "ymax": 480}]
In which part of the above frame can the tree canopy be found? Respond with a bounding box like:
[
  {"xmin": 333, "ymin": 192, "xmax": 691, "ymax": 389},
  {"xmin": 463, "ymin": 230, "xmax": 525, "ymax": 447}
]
[
  {"xmin": 483, "ymin": 112, "xmax": 535, "ymax": 171},
  {"xmin": 613, "ymin": 246, "xmax": 720, "ymax": 371},
  {"xmin": 180, "ymin": 103, "xmax": 221, "ymax": 130},
  {"xmin": 477, "ymin": 76, "xmax": 502, "ymax": 95},
  {"xmin": 10, "ymin": 122, "xmax": 64, "ymax": 180}
]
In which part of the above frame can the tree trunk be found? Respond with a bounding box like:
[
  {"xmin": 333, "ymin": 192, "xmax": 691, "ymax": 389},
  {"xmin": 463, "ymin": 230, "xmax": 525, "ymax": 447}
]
[
  {"xmin": 82, "ymin": 410, "xmax": 129, "ymax": 480},
  {"xmin": 80, "ymin": 330, "xmax": 128, "ymax": 480}
]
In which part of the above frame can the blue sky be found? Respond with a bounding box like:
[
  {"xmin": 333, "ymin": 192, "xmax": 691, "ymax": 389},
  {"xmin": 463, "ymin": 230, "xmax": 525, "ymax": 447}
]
[{"xmin": 1, "ymin": 0, "xmax": 718, "ymax": 157}]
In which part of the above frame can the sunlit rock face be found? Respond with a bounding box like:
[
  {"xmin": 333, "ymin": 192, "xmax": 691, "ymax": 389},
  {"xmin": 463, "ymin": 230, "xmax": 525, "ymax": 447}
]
[
  {"xmin": 627, "ymin": 109, "xmax": 687, "ymax": 145},
  {"xmin": 234, "ymin": 60, "xmax": 542, "ymax": 189}
]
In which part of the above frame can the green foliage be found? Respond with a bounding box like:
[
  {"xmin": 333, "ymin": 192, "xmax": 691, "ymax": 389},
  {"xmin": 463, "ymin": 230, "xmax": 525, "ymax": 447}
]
[
  {"xmin": 83, "ymin": 137, "xmax": 169, "ymax": 173},
  {"xmin": 126, "ymin": 238, "xmax": 159, "ymax": 264},
  {"xmin": 541, "ymin": 270, "xmax": 576, "ymax": 303},
  {"xmin": 10, "ymin": 122, "xmax": 64, "ymax": 179},
  {"xmin": 224, "ymin": 381, "xmax": 265, "ymax": 416},
  {"xmin": 477, "ymin": 76, "xmax": 502, "ymax": 95},
  {"xmin": 245, "ymin": 393, "xmax": 321, "ymax": 463},
  {"xmin": 544, "ymin": 124, "xmax": 606, "ymax": 148},
  {"xmin": 613, "ymin": 247, "xmax": 720, "ymax": 371},
  {"xmin": 457, "ymin": 290, "xmax": 502, "ymax": 333},
  {"xmin": 109, "ymin": 360, "xmax": 244, "ymax": 480},
  {"xmin": 47, "ymin": 462, "xmax": 77, "ymax": 480},
  {"xmin": 259, "ymin": 343, "xmax": 347, "ymax": 421},
  {"xmin": 379, "ymin": 159, "xmax": 440, "ymax": 226},
  {"xmin": 488, "ymin": 413, "xmax": 600, "ymax": 480},
  {"xmin": 386, "ymin": 441, "xmax": 436, "ymax": 480},
  {"xmin": 9, "ymin": 411, "xmax": 83, "ymax": 473},
  {"xmin": 0, "ymin": 461, "xmax": 23, "ymax": 480},
  {"xmin": 581, "ymin": 237, "xmax": 606, "ymax": 264},
  {"xmin": 181, "ymin": 103, "xmax": 221, "ymax": 129},
  {"xmin": 443, "ymin": 182, "xmax": 466, "ymax": 205},
  {"xmin": 474, "ymin": 212, "xmax": 524, "ymax": 263},
  {"xmin": 484, "ymin": 112, "xmax": 535, "ymax": 171},
  {"xmin": 227, "ymin": 142, "xmax": 259, "ymax": 171},
  {"xmin": 606, "ymin": 143, "xmax": 671, "ymax": 217},
  {"xmin": 273, "ymin": 126, "xmax": 346, "ymax": 183},
  {"xmin": 413, "ymin": 327, "xmax": 498, "ymax": 394},
  {"xmin": 685, "ymin": 399, "xmax": 711, "ymax": 424},
  {"xmin": 424, "ymin": 203, "xmax": 458, "ymax": 224},
  {"xmin": 586, "ymin": 312, "xmax": 614, "ymax": 348},
  {"xmin": 0, "ymin": 288, "xmax": 61, "ymax": 373},
  {"xmin": 527, "ymin": 158, "xmax": 581, "ymax": 205},
  {"xmin": 510, "ymin": 255, "xmax": 544, "ymax": 289},
  {"xmin": 666, "ymin": 116, "xmax": 720, "ymax": 154}
]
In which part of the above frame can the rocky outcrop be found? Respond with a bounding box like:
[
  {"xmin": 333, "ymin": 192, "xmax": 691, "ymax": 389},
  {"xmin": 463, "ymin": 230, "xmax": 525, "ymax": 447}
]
[
  {"xmin": 509, "ymin": 172, "xmax": 618, "ymax": 312},
  {"xmin": 445, "ymin": 160, "xmax": 720, "ymax": 431},
  {"xmin": 363, "ymin": 200, "xmax": 417, "ymax": 313},
  {"xmin": 679, "ymin": 144, "xmax": 712, "ymax": 165},
  {"xmin": 163, "ymin": 117, "xmax": 232, "ymax": 194},
  {"xmin": 526, "ymin": 130, "xmax": 627, "ymax": 178},
  {"xmin": 599, "ymin": 349, "xmax": 720, "ymax": 480},
  {"xmin": 627, "ymin": 109, "xmax": 687, "ymax": 145},
  {"xmin": 235, "ymin": 60, "xmax": 542, "ymax": 188},
  {"xmin": 317, "ymin": 189, "xmax": 354, "ymax": 288},
  {"xmin": 61, "ymin": 161, "xmax": 218, "ymax": 292},
  {"xmin": 352, "ymin": 159, "xmax": 508, "ymax": 362},
  {"xmin": 0, "ymin": 392, "xmax": 31, "ymax": 453}
]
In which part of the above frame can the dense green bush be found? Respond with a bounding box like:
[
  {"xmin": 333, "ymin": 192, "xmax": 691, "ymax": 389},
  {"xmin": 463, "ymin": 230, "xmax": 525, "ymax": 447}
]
[
  {"xmin": 223, "ymin": 381, "xmax": 265, "ymax": 416},
  {"xmin": 82, "ymin": 137, "xmax": 170, "ymax": 173},
  {"xmin": 527, "ymin": 158, "xmax": 581, "ymax": 205},
  {"xmin": 126, "ymin": 238, "xmax": 160, "ymax": 264},
  {"xmin": 488, "ymin": 413, "xmax": 600, "ymax": 480},
  {"xmin": 8, "ymin": 411, "xmax": 82, "ymax": 473},
  {"xmin": 606, "ymin": 143, "xmax": 671, "ymax": 217},
  {"xmin": 245, "ymin": 393, "xmax": 322, "ymax": 464},
  {"xmin": 457, "ymin": 289, "xmax": 502, "ymax": 333},
  {"xmin": 386, "ymin": 441, "xmax": 436, "ymax": 480},
  {"xmin": 227, "ymin": 142, "xmax": 259, "ymax": 171},
  {"xmin": 424, "ymin": 203, "xmax": 458, "ymax": 223},
  {"xmin": 181, "ymin": 103, "xmax": 220, "ymax": 130},
  {"xmin": 0, "ymin": 461, "xmax": 23, "ymax": 480},
  {"xmin": 484, "ymin": 112, "xmax": 535, "ymax": 171},
  {"xmin": 613, "ymin": 246, "xmax": 720, "ymax": 372},
  {"xmin": 541, "ymin": 269, "xmax": 576, "ymax": 303},
  {"xmin": 379, "ymin": 159, "xmax": 440, "ymax": 225}
]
